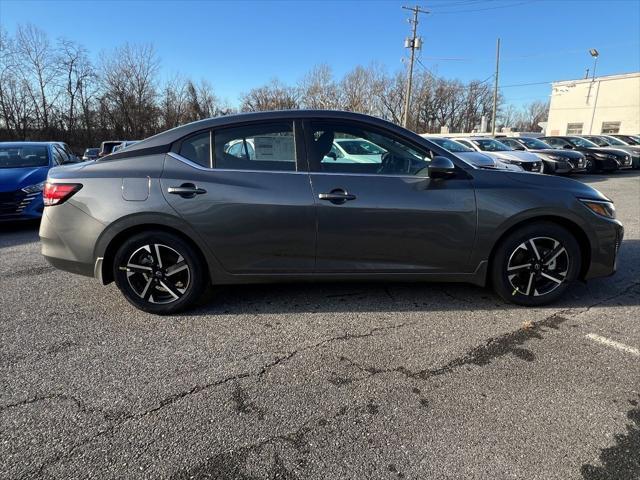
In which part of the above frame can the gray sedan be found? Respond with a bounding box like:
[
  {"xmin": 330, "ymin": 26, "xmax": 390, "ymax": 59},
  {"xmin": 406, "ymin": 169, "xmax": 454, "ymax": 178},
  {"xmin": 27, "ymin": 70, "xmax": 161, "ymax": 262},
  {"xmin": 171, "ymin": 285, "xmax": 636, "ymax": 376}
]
[{"xmin": 40, "ymin": 110, "xmax": 623, "ymax": 314}]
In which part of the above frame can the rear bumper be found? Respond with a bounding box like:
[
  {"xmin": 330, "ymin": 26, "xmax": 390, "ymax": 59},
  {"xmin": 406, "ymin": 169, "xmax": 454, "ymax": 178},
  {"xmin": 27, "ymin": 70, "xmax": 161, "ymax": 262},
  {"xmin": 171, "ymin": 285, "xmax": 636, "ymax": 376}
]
[{"xmin": 39, "ymin": 203, "xmax": 105, "ymax": 278}]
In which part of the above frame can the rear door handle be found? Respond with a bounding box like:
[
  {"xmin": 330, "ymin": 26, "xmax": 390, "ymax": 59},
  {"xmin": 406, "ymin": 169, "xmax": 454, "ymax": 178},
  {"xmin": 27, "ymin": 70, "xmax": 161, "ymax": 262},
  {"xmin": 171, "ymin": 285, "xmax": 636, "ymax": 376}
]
[
  {"xmin": 318, "ymin": 189, "xmax": 356, "ymax": 205},
  {"xmin": 167, "ymin": 183, "xmax": 207, "ymax": 198}
]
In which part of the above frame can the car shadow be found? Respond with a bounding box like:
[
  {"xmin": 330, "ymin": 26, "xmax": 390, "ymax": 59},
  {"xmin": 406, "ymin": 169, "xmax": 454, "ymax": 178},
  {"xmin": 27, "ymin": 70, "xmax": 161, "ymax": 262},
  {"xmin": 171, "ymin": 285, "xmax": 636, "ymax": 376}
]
[
  {"xmin": 0, "ymin": 219, "xmax": 41, "ymax": 249},
  {"xmin": 185, "ymin": 238, "xmax": 640, "ymax": 316}
]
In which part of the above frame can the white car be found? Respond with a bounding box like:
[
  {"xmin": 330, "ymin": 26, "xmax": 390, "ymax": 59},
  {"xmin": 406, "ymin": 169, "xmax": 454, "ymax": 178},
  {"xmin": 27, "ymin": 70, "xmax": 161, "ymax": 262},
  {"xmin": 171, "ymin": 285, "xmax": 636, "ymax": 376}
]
[
  {"xmin": 324, "ymin": 138, "xmax": 387, "ymax": 163},
  {"xmin": 426, "ymin": 137, "xmax": 523, "ymax": 171},
  {"xmin": 455, "ymin": 137, "xmax": 542, "ymax": 173}
]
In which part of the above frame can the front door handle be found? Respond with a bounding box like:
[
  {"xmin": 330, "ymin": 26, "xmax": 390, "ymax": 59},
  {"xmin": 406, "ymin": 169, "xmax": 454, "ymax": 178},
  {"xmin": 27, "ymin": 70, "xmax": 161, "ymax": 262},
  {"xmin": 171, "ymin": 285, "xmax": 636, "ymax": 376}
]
[
  {"xmin": 318, "ymin": 189, "xmax": 356, "ymax": 205},
  {"xmin": 167, "ymin": 183, "xmax": 207, "ymax": 198}
]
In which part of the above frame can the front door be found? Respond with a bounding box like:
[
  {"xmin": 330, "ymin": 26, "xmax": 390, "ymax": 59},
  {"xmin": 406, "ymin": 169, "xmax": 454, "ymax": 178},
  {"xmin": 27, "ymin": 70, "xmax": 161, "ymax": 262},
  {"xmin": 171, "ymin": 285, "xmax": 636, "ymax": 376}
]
[
  {"xmin": 303, "ymin": 120, "xmax": 477, "ymax": 273},
  {"xmin": 161, "ymin": 121, "xmax": 316, "ymax": 274}
]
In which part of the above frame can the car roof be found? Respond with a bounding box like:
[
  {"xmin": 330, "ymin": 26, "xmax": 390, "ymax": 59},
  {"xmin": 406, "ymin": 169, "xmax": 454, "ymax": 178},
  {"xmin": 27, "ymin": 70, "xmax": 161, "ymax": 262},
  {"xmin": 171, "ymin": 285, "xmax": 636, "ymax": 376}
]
[{"xmin": 119, "ymin": 110, "xmax": 410, "ymax": 155}]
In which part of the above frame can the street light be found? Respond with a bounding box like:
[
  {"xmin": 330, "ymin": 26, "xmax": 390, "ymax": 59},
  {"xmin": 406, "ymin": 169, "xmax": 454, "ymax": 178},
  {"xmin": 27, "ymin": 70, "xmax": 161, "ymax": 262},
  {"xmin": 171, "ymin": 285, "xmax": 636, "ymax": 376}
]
[{"xmin": 589, "ymin": 49, "xmax": 599, "ymax": 80}]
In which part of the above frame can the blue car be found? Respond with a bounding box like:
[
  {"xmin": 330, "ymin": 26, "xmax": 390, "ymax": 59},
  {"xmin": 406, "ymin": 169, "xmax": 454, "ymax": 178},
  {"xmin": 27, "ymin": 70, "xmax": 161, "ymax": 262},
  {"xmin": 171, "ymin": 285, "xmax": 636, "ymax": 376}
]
[{"xmin": 0, "ymin": 142, "xmax": 71, "ymax": 221}]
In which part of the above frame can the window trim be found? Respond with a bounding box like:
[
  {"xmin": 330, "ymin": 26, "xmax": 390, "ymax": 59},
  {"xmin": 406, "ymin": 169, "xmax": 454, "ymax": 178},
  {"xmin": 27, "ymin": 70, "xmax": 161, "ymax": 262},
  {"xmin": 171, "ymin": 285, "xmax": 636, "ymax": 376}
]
[{"xmin": 172, "ymin": 120, "xmax": 304, "ymax": 172}]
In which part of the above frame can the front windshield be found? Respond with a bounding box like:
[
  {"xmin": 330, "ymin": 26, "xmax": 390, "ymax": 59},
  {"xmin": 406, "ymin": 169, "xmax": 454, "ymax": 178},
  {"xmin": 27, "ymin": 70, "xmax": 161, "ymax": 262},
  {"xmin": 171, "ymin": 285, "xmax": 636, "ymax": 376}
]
[
  {"xmin": 430, "ymin": 138, "xmax": 473, "ymax": 153},
  {"xmin": 568, "ymin": 137, "xmax": 598, "ymax": 148},
  {"xmin": 0, "ymin": 145, "xmax": 49, "ymax": 168},
  {"xmin": 473, "ymin": 139, "xmax": 511, "ymax": 151},
  {"xmin": 603, "ymin": 136, "xmax": 626, "ymax": 146},
  {"xmin": 520, "ymin": 138, "xmax": 552, "ymax": 149},
  {"xmin": 585, "ymin": 136, "xmax": 608, "ymax": 146},
  {"xmin": 337, "ymin": 139, "xmax": 386, "ymax": 155}
]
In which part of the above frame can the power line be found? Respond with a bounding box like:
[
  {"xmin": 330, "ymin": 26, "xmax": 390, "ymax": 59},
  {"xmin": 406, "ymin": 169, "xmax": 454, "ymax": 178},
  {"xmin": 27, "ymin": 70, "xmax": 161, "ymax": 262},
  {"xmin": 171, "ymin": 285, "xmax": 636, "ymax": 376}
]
[{"xmin": 429, "ymin": 0, "xmax": 538, "ymax": 14}]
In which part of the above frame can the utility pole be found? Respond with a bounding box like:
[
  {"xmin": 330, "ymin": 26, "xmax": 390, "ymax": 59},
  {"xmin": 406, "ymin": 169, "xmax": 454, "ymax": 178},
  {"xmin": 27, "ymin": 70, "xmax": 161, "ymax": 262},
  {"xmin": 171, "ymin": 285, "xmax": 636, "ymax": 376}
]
[
  {"xmin": 402, "ymin": 5, "xmax": 429, "ymax": 128},
  {"xmin": 491, "ymin": 37, "xmax": 501, "ymax": 137}
]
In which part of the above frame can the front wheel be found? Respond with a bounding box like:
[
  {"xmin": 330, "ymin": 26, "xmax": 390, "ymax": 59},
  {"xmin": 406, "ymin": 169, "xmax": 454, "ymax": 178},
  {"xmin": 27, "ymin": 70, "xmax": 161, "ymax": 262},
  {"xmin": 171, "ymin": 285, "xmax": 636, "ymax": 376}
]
[
  {"xmin": 113, "ymin": 231, "xmax": 207, "ymax": 314},
  {"xmin": 491, "ymin": 222, "xmax": 581, "ymax": 306}
]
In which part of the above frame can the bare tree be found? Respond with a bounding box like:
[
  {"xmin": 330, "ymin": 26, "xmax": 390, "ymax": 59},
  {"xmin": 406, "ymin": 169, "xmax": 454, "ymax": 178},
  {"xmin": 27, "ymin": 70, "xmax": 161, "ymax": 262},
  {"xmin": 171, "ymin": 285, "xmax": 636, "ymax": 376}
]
[
  {"xmin": 298, "ymin": 64, "xmax": 340, "ymax": 110},
  {"xmin": 514, "ymin": 100, "xmax": 549, "ymax": 132},
  {"xmin": 240, "ymin": 79, "xmax": 299, "ymax": 112},
  {"xmin": 99, "ymin": 43, "xmax": 159, "ymax": 138},
  {"xmin": 14, "ymin": 24, "xmax": 60, "ymax": 132}
]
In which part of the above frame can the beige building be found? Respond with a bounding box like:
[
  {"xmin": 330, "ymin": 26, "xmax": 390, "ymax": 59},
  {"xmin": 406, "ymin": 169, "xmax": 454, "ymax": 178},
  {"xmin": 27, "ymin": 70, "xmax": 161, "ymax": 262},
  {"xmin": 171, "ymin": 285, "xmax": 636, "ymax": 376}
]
[{"xmin": 546, "ymin": 72, "xmax": 640, "ymax": 136}]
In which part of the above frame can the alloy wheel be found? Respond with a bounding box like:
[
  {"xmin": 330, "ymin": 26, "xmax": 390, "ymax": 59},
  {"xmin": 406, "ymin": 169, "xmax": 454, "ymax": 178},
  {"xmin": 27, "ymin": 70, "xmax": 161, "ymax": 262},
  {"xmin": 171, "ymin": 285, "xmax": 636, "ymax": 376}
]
[
  {"xmin": 506, "ymin": 236, "xmax": 569, "ymax": 297},
  {"xmin": 121, "ymin": 243, "xmax": 190, "ymax": 304}
]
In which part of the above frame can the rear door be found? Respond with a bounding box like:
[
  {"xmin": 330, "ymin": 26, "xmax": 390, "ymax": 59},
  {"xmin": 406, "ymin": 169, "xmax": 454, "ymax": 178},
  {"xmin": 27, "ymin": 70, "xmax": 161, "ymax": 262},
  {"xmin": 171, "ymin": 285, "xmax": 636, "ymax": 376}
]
[
  {"xmin": 161, "ymin": 120, "xmax": 316, "ymax": 274},
  {"xmin": 303, "ymin": 120, "xmax": 477, "ymax": 273}
]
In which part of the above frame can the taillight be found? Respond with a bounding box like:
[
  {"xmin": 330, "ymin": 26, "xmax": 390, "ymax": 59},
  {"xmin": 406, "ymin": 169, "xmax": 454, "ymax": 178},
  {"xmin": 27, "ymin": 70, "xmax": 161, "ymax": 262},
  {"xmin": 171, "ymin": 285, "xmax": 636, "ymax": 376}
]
[{"xmin": 43, "ymin": 182, "xmax": 82, "ymax": 206}]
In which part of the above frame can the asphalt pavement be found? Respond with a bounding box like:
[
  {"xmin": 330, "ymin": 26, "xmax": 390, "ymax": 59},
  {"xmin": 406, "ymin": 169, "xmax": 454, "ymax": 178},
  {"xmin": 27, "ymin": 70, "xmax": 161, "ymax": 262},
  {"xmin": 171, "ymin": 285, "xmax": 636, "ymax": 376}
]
[{"xmin": 1, "ymin": 171, "xmax": 639, "ymax": 480}]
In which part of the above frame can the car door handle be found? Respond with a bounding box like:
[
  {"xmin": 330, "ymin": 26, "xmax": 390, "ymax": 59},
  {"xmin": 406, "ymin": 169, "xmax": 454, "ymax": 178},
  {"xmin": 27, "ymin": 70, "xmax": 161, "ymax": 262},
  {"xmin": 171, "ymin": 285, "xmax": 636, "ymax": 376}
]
[
  {"xmin": 167, "ymin": 183, "xmax": 207, "ymax": 198},
  {"xmin": 318, "ymin": 189, "xmax": 356, "ymax": 204}
]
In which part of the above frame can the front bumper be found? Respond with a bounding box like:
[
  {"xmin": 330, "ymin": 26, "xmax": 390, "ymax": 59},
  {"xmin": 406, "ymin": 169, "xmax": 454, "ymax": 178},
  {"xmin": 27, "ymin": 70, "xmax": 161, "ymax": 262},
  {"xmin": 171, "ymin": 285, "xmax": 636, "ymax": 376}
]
[
  {"xmin": 584, "ymin": 217, "xmax": 624, "ymax": 280},
  {"xmin": 0, "ymin": 190, "xmax": 44, "ymax": 221},
  {"xmin": 546, "ymin": 158, "xmax": 587, "ymax": 174},
  {"xmin": 519, "ymin": 161, "xmax": 542, "ymax": 172}
]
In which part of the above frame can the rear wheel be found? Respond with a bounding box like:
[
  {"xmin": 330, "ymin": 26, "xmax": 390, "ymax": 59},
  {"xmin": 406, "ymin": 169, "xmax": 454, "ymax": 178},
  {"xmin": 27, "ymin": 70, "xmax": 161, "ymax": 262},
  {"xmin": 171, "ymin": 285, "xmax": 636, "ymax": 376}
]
[
  {"xmin": 113, "ymin": 231, "xmax": 206, "ymax": 314},
  {"xmin": 491, "ymin": 222, "xmax": 581, "ymax": 306}
]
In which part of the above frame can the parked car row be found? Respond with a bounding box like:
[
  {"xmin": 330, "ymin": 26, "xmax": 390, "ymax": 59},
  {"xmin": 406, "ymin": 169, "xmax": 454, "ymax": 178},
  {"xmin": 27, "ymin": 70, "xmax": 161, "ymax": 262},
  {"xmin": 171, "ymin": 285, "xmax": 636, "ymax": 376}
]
[
  {"xmin": 424, "ymin": 134, "xmax": 639, "ymax": 175},
  {"xmin": 1, "ymin": 139, "xmax": 139, "ymax": 221}
]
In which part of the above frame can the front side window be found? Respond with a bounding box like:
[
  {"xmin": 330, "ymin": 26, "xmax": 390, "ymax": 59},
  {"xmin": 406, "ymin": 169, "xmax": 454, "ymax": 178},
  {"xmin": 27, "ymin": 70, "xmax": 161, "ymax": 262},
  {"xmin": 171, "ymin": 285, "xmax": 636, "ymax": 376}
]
[
  {"xmin": 308, "ymin": 121, "xmax": 431, "ymax": 176},
  {"xmin": 601, "ymin": 121, "xmax": 621, "ymax": 134},
  {"xmin": 215, "ymin": 122, "xmax": 295, "ymax": 171},
  {"xmin": 566, "ymin": 123, "xmax": 583, "ymax": 135},
  {"xmin": 179, "ymin": 131, "xmax": 211, "ymax": 168}
]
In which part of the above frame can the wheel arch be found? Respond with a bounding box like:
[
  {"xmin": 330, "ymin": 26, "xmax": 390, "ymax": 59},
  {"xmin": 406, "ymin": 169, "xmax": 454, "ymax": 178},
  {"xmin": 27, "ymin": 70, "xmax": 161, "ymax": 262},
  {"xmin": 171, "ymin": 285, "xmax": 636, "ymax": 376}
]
[
  {"xmin": 487, "ymin": 215, "xmax": 592, "ymax": 284},
  {"xmin": 95, "ymin": 214, "xmax": 219, "ymax": 285}
]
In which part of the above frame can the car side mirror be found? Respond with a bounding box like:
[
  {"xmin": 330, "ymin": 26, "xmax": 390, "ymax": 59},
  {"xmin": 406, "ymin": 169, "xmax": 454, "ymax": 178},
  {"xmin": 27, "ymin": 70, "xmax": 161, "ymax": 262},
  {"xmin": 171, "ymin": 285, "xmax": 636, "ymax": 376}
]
[
  {"xmin": 429, "ymin": 156, "xmax": 456, "ymax": 179},
  {"xmin": 563, "ymin": 145, "xmax": 573, "ymax": 149},
  {"xmin": 326, "ymin": 152, "xmax": 337, "ymax": 161},
  {"xmin": 514, "ymin": 145, "xmax": 525, "ymax": 151}
]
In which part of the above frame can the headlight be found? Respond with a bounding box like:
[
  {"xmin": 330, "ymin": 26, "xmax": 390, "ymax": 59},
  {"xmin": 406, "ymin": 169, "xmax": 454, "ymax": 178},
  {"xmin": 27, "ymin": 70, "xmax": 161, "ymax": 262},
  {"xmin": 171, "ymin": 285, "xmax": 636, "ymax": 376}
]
[
  {"xmin": 21, "ymin": 181, "xmax": 45, "ymax": 194},
  {"xmin": 546, "ymin": 154, "xmax": 564, "ymax": 161},
  {"xmin": 579, "ymin": 199, "xmax": 616, "ymax": 219},
  {"xmin": 594, "ymin": 152, "xmax": 616, "ymax": 160}
]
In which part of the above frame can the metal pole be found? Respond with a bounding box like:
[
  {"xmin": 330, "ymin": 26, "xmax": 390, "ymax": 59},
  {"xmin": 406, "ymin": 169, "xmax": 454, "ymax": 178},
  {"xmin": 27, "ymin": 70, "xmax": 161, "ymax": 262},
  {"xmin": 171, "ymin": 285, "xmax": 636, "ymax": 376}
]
[
  {"xmin": 491, "ymin": 38, "xmax": 500, "ymax": 137},
  {"xmin": 401, "ymin": 5, "xmax": 429, "ymax": 129},
  {"xmin": 592, "ymin": 56, "xmax": 598, "ymax": 81}
]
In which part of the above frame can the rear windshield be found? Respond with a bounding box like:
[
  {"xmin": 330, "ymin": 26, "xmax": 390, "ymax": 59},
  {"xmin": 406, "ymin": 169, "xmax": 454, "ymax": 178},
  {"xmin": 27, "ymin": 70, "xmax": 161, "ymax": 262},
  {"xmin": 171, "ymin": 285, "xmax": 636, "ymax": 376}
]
[
  {"xmin": 0, "ymin": 146, "xmax": 49, "ymax": 168},
  {"xmin": 101, "ymin": 142, "xmax": 122, "ymax": 154}
]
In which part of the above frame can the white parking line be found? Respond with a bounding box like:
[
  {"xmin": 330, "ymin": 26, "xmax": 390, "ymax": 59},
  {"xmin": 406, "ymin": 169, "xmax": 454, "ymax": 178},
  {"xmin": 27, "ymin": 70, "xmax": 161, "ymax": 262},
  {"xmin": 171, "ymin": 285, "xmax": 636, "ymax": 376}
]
[{"xmin": 586, "ymin": 333, "xmax": 640, "ymax": 357}]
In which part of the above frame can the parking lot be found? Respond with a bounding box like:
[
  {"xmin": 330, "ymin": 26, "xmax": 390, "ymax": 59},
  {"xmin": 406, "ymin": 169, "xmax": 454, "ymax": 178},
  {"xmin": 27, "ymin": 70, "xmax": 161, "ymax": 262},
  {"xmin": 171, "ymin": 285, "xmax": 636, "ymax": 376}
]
[{"xmin": 1, "ymin": 172, "xmax": 638, "ymax": 479}]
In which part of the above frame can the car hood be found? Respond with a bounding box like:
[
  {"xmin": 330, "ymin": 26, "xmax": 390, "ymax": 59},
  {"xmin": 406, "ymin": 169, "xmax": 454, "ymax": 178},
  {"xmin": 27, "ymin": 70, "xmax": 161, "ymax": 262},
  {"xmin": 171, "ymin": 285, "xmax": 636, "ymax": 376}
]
[
  {"xmin": 587, "ymin": 147, "xmax": 628, "ymax": 158},
  {"xmin": 455, "ymin": 151, "xmax": 496, "ymax": 167},
  {"xmin": 529, "ymin": 149, "xmax": 584, "ymax": 160},
  {"xmin": 505, "ymin": 171, "xmax": 609, "ymax": 201},
  {"xmin": 603, "ymin": 145, "xmax": 639, "ymax": 154},
  {"xmin": 503, "ymin": 150, "xmax": 540, "ymax": 162},
  {"xmin": 0, "ymin": 166, "xmax": 49, "ymax": 192}
]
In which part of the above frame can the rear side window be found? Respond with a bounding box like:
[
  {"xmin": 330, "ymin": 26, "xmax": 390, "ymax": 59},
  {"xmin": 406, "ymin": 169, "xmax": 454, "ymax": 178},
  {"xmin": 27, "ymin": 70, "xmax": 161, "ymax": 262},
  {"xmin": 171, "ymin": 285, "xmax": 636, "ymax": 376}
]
[
  {"xmin": 214, "ymin": 122, "xmax": 295, "ymax": 171},
  {"xmin": 179, "ymin": 131, "xmax": 211, "ymax": 168}
]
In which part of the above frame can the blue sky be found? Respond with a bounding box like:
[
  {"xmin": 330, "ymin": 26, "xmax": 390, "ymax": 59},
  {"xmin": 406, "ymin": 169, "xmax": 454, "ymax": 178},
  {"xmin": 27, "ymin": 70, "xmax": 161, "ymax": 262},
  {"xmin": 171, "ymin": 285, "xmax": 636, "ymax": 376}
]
[{"xmin": 1, "ymin": 0, "xmax": 639, "ymax": 107}]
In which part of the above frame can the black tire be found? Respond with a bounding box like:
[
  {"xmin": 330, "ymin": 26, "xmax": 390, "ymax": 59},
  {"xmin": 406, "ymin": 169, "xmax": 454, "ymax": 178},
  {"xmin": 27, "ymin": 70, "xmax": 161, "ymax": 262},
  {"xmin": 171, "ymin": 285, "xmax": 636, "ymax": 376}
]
[
  {"xmin": 491, "ymin": 222, "xmax": 581, "ymax": 306},
  {"xmin": 113, "ymin": 231, "xmax": 207, "ymax": 314},
  {"xmin": 585, "ymin": 156, "xmax": 597, "ymax": 173}
]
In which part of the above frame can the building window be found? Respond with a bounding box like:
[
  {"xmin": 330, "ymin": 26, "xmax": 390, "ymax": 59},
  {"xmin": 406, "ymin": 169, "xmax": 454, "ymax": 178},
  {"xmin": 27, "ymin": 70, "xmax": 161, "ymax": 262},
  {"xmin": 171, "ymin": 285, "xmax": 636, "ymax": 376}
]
[
  {"xmin": 601, "ymin": 122, "xmax": 621, "ymax": 134},
  {"xmin": 566, "ymin": 123, "xmax": 583, "ymax": 135}
]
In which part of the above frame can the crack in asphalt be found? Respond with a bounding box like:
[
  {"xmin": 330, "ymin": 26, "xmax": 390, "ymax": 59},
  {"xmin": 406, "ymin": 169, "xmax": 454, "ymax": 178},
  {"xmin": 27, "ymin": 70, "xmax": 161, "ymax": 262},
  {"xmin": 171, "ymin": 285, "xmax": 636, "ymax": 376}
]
[
  {"xmin": 14, "ymin": 282, "xmax": 640, "ymax": 478},
  {"xmin": 0, "ymin": 393, "xmax": 94, "ymax": 415},
  {"xmin": 20, "ymin": 321, "xmax": 410, "ymax": 478}
]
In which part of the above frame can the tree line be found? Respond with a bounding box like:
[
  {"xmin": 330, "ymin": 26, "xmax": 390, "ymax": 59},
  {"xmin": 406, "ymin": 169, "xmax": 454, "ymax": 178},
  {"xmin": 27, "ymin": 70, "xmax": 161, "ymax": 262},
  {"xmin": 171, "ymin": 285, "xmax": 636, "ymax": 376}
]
[{"xmin": 0, "ymin": 24, "xmax": 548, "ymax": 152}]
